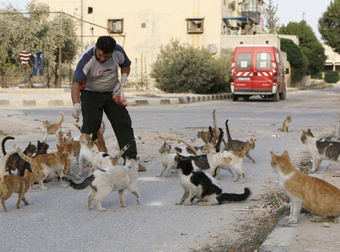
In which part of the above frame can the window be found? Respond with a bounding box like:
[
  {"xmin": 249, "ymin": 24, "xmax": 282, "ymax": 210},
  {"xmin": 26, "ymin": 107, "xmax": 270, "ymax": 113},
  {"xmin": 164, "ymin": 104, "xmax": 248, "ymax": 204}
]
[
  {"xmin": 108, "ymin": 19, "xmax": 124, "ymax": 34},
  {"xmin": 236, "ymin": 52, "xmax": 252, "ymax": 70},
  {"xmin": 256, "ymin": 52, "xmax": 271, "ymax": 70},
  {"xmin": 186, "ymin": 18, "xmax": 204, "ymax": 34}
]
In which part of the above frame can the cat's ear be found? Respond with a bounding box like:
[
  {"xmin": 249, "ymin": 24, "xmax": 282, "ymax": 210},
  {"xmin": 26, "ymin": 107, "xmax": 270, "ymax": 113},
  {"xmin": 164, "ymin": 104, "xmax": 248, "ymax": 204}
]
[{"xmin": 282, "ymin": 150, "xmax": 290, "ymax": 158}]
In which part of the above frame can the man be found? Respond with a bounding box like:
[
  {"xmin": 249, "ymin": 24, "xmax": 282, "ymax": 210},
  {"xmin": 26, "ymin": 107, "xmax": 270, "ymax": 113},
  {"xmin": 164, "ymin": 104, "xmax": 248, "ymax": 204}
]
[{"xmin": 71, "ymin": 36, "xmax": 145, "ymax": 171}]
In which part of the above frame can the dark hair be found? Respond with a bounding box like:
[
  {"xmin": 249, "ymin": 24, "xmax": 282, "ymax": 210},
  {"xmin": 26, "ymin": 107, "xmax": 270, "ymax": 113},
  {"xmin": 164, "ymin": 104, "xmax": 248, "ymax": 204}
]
[{"xmin": 96, "ymin": 36, "xmax": 116, "ymax": 54}]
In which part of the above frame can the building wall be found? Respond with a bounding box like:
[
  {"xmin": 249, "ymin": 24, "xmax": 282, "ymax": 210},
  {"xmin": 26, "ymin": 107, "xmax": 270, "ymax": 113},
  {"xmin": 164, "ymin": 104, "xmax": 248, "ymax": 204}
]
[{"xmin": 324, "ymin": 44, "xmax": 340, "ymax": 72}]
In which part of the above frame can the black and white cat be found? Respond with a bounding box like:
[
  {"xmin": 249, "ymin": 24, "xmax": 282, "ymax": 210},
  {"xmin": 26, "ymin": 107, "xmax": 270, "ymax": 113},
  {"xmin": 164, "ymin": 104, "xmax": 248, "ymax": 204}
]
[
  {"xmin": 301, "ymin": 129, "xmax": 340, "ymax": 173},
  {"xmin": 62, "ymin": 157, "xmax": 140, "ymax": 211},
  {"xmin": 175, "ymin": 155, "xmax": 251, "ymax": 206}
]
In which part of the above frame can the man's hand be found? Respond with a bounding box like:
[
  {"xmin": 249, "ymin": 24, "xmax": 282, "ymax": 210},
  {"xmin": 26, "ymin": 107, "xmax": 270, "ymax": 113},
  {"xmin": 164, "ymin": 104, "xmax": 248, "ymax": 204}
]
[
  {"xmin": 121, "ymin": 73, "xmax": 129, "ymax": 87},
  {"xmin": 72, "ymin": 103, "xmax": 81, "ymax": 120}
]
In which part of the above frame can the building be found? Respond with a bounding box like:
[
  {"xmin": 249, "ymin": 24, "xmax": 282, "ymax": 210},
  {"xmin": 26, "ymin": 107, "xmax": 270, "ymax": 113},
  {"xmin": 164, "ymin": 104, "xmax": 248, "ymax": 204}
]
[
  {"xmin": 35, "ymin": 0, "xmax": 295, "ymax": 87},
  {"xmin": 324, "ymin": 44, "xmax": 340, "ymax": 72}
]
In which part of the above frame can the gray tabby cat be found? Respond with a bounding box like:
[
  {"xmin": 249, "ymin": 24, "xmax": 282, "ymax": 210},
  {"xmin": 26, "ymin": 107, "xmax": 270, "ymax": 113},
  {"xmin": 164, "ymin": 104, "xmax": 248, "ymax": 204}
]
[
  {"xmin": 224, "ymin": 119, "xmax": 256, "ymax": 163},
  {"xmin": 301, "ymin": 129, "xmax": 340, "ymax": 173}
]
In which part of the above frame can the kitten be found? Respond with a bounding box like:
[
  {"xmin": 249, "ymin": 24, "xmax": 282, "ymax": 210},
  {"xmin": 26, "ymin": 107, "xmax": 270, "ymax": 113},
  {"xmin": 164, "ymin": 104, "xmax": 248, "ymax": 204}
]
[
  {"xmin": 224, "ymin": 119, "xmax": 256, "ymax": 163},
  {"xmin": 74, "ymin": 121, "xmax": 107, "ymax": 152},
  {"xmin": 203, "ymin": 132, "xmax": 255, "ymax": 182},
  {"xmin": 40, "ymin": 112, "xmax": 65, "ymax": 142},
  {"xmin": 157, "ymin": 141, "xmax": 178, "ymax": 177},
  {"xmin": 196, "ymin": 129, "xmax": 212, "ymax": 145},
  {"xmin": 13, "ymin": 140, "xmax": 77, "ymax": 190},
  {"xmin": 1, "ymin": 136, "xmax": 36, "ymax": 176},
  {"xmin": 278, "ymin": 115, "xmax": 292, "ymax": 132},
  {"xmin": 301, "ymin": 128, "xmax": 340, "ymax": 173},
  {"xmin": 61, "ymin": 130, "xmax": 80, "ymax": 163},
  {"xmin": 62, "ymin": 157, "xmax": 140, "ymax": 211},
  {"xmin": 0, "ymin": 152, "xmax": 35, "ymax": 212},
  {"xmin": 270, "ymin": 150, "xmax": 340, "ymax": 224},
  {"xmin": 175, "ymin": 155, "xmax": 251, "ymax": 206}
]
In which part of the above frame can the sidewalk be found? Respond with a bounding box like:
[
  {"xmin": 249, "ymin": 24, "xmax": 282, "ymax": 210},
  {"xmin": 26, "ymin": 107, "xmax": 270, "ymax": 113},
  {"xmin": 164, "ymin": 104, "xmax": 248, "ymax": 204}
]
[
  {"xmin": 0, "ymin": 87, "xmax": 299, "ymax": 108},
  {"xmin": 0, "ymin": 88, "xmax": 232, "ymax": 108}
]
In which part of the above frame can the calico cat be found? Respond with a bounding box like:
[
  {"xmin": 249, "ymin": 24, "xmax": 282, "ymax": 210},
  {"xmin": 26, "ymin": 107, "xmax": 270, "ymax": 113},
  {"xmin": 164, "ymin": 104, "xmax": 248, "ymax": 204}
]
[
  {"xmin": 1, "ymin": 136, "xmax": 36, "ymax": 176},
  {"xmin": 203, "ymin": 132, "xmax": 255, "ymax": 182},
  {"xmin": 278, "ymin": 115, "xmax": 292, "ymax": 132},
  {"xmin": 175, "ymin": 156, "xmax": 251, "ymax": 206},
  {"xmin": 0, "ymin": 152, "xmax": 35, "ymax": 212},
  {"xmin": 14, "ymin": 139, "xmax": 77, "ymax": 190},
  {"xmin": 270, "ymin": 150, "xmax": 340, "ymax": 223},
  {"xmin": 78, "ymin": 133, "xmax": 133, "ymax": 176},
  {"xmin": 40, "ymin": 112, "xmax": 65, "ymax": 142},
  {"xmin": 301, "ymin": 129, "xmax": 340, "ymax": 173},
  {"xmin": 157, "ymin": 141, "xmax": 178, "ymax": 177},
  {"xmin": 62, "ymin": 157, "xmax": 140, "ymax": 211},
  {"xmin": 225, "ymin": 119, "xmax": 256, "ymax": 163}
]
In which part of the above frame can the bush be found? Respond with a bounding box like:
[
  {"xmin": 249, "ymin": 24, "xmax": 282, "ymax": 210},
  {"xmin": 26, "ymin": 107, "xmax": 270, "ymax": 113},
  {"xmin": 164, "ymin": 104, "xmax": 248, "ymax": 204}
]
[
  {"xmin": 324, "ymin": 71, "xmax": 340, "ymax": 83},
  {"xmin": 150, "ymin": 39, "xmax": 232, "ymax": 94}
]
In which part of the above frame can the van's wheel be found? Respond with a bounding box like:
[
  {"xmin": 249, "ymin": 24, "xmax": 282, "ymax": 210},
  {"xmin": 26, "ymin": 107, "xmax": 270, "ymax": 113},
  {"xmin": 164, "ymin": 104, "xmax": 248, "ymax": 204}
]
[
  {"xmin": 279, "ymin": 88, "xmax": 286, "ymax": 100},
  {"xmin": 232, "ymin": 94, "xmax": 239, "ymax": 101},
  {"xmin": 272, "ymin": 92, "xmax": 279, "ymax": 102},
  {"xmin": 243, "ymin": 96, "xmax": 250, "ymax": 101}
]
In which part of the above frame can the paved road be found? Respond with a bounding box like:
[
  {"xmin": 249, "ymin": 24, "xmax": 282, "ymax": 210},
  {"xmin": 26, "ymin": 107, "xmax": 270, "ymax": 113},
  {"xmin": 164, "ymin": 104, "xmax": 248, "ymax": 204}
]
[{"xmin": 0, "ymin": 85, "xmax": 339, "ymax": 252}]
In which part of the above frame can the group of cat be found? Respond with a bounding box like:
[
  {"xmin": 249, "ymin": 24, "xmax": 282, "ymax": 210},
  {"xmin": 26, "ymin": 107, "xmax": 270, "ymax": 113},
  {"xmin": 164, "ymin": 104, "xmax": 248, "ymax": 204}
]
[
  {"xmin": 0, "ymin": 112, "xmax": 139, "ymax": 212},
  {"xmin": 271, "ymin": 113, "xmax": 340, "ymax": 224},
  {"xmin": 158, "ymin": 110, "xmax": 255, "ymax": 206}
]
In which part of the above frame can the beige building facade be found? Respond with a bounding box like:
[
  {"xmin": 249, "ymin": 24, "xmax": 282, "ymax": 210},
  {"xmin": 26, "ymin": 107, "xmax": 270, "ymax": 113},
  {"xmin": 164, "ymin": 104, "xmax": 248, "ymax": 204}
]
[{"xmin": 35, "ymin": 0, "xmax": 295, "ymax": 87}]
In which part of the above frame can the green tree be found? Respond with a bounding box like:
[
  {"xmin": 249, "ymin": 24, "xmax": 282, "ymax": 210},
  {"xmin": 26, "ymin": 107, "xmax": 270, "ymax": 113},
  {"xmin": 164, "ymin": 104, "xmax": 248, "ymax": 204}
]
[
  {"xmin": 319, "ymin": 0, "xmax": 340, "ymax": 53},
  {"xmin": 279, "ymin": 20, "xmax": 326, "ymax": 76},
  {"xmin": 150, "ymin": 39, "xmax": 231, "ymax": 94},
  {"xmin": 280, "ymin": 38, "xmax": 308, "ymax": 84}
]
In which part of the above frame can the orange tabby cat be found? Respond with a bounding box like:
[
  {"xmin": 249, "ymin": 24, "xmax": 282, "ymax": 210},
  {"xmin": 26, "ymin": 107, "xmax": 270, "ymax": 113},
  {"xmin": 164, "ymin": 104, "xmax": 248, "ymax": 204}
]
[
  {"xmin": 0, "ymin": 152, "xmax": 35, "ymax": 212},
  {"xmin": 40, "ymin": 112, "xmax": 65, "ymax": 141},
  {"xmin": 278, "ymin": 116, "xmax": 292, "ymax": 132},
  {"xmin": 270, "ymin": 150, "xmax": 340, "ymax": 223}
]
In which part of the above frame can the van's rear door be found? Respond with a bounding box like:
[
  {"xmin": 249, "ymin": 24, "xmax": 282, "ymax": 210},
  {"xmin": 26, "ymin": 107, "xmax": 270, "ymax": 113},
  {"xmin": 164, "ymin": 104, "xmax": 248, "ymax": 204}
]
[
  {"xmin": 252, "ymin": 50, "xmax": 273, "ymax": 93},
  {"xmin": 234, "ymin": 49, "xmax": 253, "ymax": 93}
]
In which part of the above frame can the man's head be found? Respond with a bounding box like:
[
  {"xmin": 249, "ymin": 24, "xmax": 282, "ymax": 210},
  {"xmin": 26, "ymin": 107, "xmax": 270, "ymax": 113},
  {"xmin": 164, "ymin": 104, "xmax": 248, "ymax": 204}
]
[{"xmin": 95, "ymin": 36, "xmax": 116, "ymax": 63}]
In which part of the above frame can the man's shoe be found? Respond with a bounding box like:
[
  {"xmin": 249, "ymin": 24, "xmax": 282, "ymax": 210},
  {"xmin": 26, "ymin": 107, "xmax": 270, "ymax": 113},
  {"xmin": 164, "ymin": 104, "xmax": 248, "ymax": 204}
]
[{"xmin": 138, "ymin": 163, "xmax": 146, "ymax": 172}]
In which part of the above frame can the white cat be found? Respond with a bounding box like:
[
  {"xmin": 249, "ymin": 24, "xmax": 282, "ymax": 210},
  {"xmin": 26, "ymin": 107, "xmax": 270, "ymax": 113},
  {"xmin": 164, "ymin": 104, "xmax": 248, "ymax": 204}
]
[
  {"xmin": 202, "ymin": 138, "xmax": 255, "ymax": 182},
  {"xmin": 78, "ymin": 133, "xmax": 133, "ymax": 176},
  {"xmin": 157, "ymin": 141, "xmax": 177, "ymax": 177},
  {"xmin": 62, "ymin": 157, "xmax": 140, "ymax": 211}
]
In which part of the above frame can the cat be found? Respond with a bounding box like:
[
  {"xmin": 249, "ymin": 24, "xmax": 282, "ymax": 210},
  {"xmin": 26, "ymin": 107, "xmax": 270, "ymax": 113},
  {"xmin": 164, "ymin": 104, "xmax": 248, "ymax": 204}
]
[
  {"xmin": 61, "ymin": 130, "xmax": 80, "ymax": 163},
  {"xmin": 301, "ymin": 128, "xmax": 340, "ymax": 173},
  {"xmin": 196, "ymin": 129, "xmax": 212, "ymax": 145},
  {"xmin": 0, "ymin": 152, "xmax": 35, "ymax": 212},
  {"xmin": 278, "ymin": 115, "xmax": 292, "ymax": 132},
  {"xmin": 203, "ymin": 130, "xmax": 255, "ymax": 182},
  {"xmin": 157, "ymin": 141, "xmax": 178, "ymax": 177},
  {"xmin": 62, "ymin": 157, "xmax": 140, "ymax": 211},
  {"xmin": 13, "ymin": 139, "xmax": 77, "ymax": 190},
  {"xmin": 40, "ymin": 112, "xmax": 65, "ymax": 142},
  {"xmin": 175, "ymin": 155, "xmax": 251, "ymax": 206},
  {"xmin": 78, "ymin": 133, "xmax": 133, "ymax": 176},
  {"xmin": 36, "ymin": 140, "xmax": 49, "ymax": 154},
  {"xmin": 270, "ymin": 150, "xmax": 340, "ymax": 224},
  {"xmin": 225, "ymin": 119, "xmax": 256, "ymax": 163},
  {"xmin": 1, "ymin": 136, "xmax": 36, "ymax": 176},
  {"xmin": 74, "ymin": 121, "xmax": 107, "ymax": 152}
]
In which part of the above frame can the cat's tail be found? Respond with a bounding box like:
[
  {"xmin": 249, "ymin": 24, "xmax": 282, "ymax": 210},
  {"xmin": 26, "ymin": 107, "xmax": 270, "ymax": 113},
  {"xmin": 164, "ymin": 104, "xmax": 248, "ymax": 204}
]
[
  {"xmin": 74, "ymin": 123, "xmax": 82, "ymax": 132},
  {"xmin": 0, "ymin": 151, "xmax": 15, "ymax": 183},
  {"xmin": 177, "ymin": 139, "xmax": 197, "ymax": 156},
  {"xmin": 58, "ymin": 112, "xmax": 65, "ymax": 127},
  {"xmin": 217, "ymin": 187, "xmax": 251, "ymax": 204},
  {"xmin": 112, "ymin": 140, "xmax": 136, "ymax": 165},
  {"xmin": 62, "ymin": 174, "xmax": 95, "ymax": 190},
  {"xmin": 225, "ymin": 119, "xmax": 232, "ymax": 142},
  {"xmin": 13, "ymin": 144, "xmax": 32, "ymax": 164},
  {"xmin": 277, "ymin": 128, "xmax": 284, "ymax": 132},
  {"xmin": 1, "ymin": 136, "xmax": 14, "ymax": 156}
]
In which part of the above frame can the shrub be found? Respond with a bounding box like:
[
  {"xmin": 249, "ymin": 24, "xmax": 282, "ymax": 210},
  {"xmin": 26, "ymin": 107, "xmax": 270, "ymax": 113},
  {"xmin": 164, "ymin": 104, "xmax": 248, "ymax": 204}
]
[
  {"xmin": 150, "ymin": 39, "xmax": 232, "ymax": 94},
  {"xmin": 324, "ymin": 71, "xmax": 339, "ymax": 83}
]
